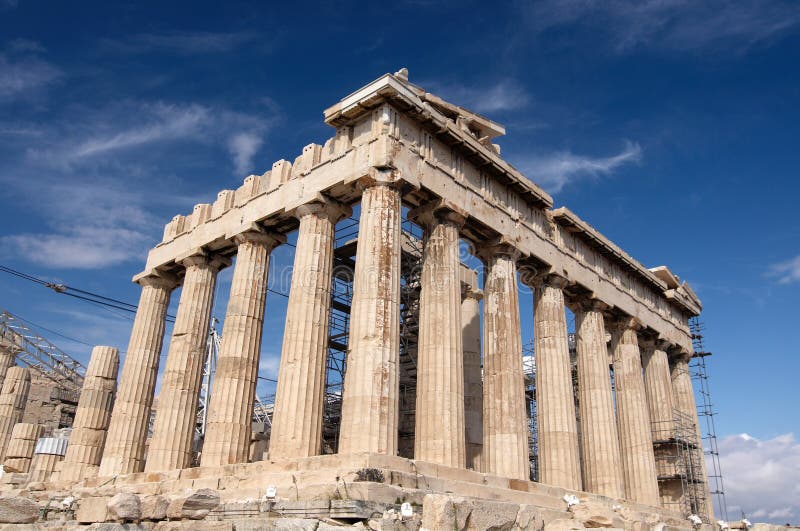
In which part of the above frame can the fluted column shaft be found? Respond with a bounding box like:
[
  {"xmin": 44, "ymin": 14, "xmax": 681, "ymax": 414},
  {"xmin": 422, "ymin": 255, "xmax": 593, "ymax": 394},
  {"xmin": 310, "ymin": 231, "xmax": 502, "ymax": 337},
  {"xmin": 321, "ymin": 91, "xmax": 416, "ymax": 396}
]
[
  {"xmin": 338, "ymin": 182, "xmax": 401, "ymax": 455},
  {"xmin": 462, "ymin": 289, "xmax": 484, "ymax": 472},
  {"xmin": 414, "ymin": 210, "xmax": 466, "ymax": 468},
  {"xmin": 643, "ymin": 343, "xmax": 675, "ymax": 436},
  {"xmin": 4, "ymin": 422, "xmax": 43, "ymax": 473},
  {"xmin": 99, "ymin": 276, "xmax": 175, "ymax": 476},
  {"xmin": 481, "ymin": 250, "xmax": 528, "ymax": 480},
  {"xmin": 0, "ymin": 346, "xmax": 16, "ymax": 389},
  {"xmin": 0, "ymin": 366, "xmax": 31, "ymax": 461},
  {"xmin": 534, "ymin": 277, "xmax": 581, "ymax": 491},
  {"xmin": 201, "ymin": 230, "xmax": 282, "ymax": 467},
  {"xmin": 270, "ymin": 201, "xmax": 348, "ymax": 459},
  {"xmin": 611, "ymin": 320, "xmax": 660, "ymax": 506},
  {"xmin": 146, "ymin": 256, "xmax": 224, "ymax": 472},
  {"xmin": 574, "ymin": 302, "xmax": 624, "ymax": 498},
  {"xmin": 60, "ymin": 346, "xmax": 119, "ymax": 481},
  {"xmin": 671, "ymin": 356, "xmax": 715, "ymax": 520}
]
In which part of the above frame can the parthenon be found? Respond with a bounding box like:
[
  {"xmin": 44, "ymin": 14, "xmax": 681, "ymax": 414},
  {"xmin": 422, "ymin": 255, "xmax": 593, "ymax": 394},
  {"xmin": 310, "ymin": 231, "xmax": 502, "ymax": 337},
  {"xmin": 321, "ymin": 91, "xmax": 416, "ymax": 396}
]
[{"xmin": 0, "ymin": 70, "xmax": 719, "ymax": 530}]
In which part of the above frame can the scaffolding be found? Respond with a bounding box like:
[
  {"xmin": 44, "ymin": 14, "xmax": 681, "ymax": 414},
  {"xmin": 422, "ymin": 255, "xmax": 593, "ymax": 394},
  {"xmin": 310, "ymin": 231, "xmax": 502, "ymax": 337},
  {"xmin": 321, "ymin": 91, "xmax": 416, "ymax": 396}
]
[
  {"xmin": 652, "ymin": 409, "xmax": 708, "ymax": 519},
  {"xmin": 0, "ymin": 309, "xmax": 86, "ymax": 395},
  {"xmin": 690, "ymin": 317, "xmax": 729, "ymax": 521}
]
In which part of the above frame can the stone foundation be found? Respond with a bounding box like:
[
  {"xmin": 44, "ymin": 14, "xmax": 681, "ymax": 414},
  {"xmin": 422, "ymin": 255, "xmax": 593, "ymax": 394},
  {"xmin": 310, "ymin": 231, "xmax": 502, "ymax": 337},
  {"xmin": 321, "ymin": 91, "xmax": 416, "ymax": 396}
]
[{"xmin": 0, "ymin": 452, "xmax": 704, "ymax": 530}]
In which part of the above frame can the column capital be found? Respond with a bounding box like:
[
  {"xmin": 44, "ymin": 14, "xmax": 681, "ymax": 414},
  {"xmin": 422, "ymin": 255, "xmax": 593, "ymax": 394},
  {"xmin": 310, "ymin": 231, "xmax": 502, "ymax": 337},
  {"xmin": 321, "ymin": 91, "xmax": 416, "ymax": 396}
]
[
  {"xmin": 232, "ymin": 229, "xmax": 286, "ymax": 250},
  {"xmin": 461, "ymin": 286, "xmax": 483, "ymax": 302},
  {"xmin": 408, "ymin": 199, "xmax": 468, "ymax": 229},
  {"xmin": 572, "ymin": 296, "xmax": 610, "ymax": 313},
  {"xmin": 355, "ymin": 166, "xmax": 413, "ymax": 191},
  {"xmin": 134, "ymin": 271, "xmax": 179, "ymax": 290},
  {"xmin": 608, "ymin": 315, "xmax": 642, "ymax": 333},
  {"xmin": 291, "ymin": 196, "xmax": 352, "ymax": 223},
  {"xmin": 639, "ymin": 336, "xmax": 674, "ymax": 355},
  {"xmin": 669, "ymin": 347, "xmax": 693, "ymax": 364},
  {"xmin": 473, "ymin": 237, "xmax": 522, "ymax": 263},
  {"xmin": 177, "ymin": 250, "xmax": 231, "ymax": 272},
  {"xmin": 523, "ymin": 272, "xmax": 570, "ymax": 290}
]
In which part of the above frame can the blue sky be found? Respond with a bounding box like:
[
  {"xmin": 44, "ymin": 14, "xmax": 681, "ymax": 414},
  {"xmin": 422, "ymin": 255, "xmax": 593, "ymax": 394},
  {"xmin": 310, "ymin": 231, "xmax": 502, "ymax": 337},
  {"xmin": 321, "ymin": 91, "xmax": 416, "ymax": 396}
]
[{"xmin": 1, "ymin": 0, "xmax": 798, "ymax": 521}]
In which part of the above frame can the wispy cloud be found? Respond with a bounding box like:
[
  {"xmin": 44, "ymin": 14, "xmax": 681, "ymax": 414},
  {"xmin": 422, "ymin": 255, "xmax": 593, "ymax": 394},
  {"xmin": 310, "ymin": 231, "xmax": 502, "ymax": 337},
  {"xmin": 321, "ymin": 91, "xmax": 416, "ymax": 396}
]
[
  {"xmin": 0, "ymin": 53, "xmax": 60, "ymax": 100},
  {"xmin": 511, "ymin": 140, "xmax": 642, "ymax": 193},
  {"xmin": 767, "ymin": 255, "xmax": 800, "ymax": 284},
  {"xmin": 1, "ymin": 182, "xmax": 158, "ymax": 269},
  {"xmin": 521, "ymin": 0, "xmax": 800, "ymax": 53},
  {"xmin": 0, "ymin": 0, "xmax": 19, "ymax": 9},
  {"xmin": 105, "ymin": 30, "xmax": 257, "ymax": 55},
  {"xmin": 423, "ymin": 78, "xmax": 531, "ymax": 114},
  {"xmin": 718, "ymin": 433, "xmax": 800, "ymax": 524},
  {"xmin": 28, "ymin": 100, "xmax": 273, "ymax": 173},
  {"xmin": 1, "ymin": 98, "xmax": 278, "ymax": 269},
  {"xmin": 228, "ymin": 132, "xmax": 264, "ymax": 175}
]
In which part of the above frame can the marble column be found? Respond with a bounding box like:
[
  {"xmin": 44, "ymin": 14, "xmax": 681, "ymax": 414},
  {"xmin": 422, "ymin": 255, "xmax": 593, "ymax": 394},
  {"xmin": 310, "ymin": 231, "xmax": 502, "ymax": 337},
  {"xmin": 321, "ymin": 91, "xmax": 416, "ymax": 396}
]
[
  {"xmin": 269, "ymin": 199, "xmax": 349, "ymax": 459},
  {"xmin": 574, "ymin": 299, "xmax": 624, "ymax": 499},
  {"xmin": 60, "ymin": 345, "xmax": 119, "ymax": 482},
  {"xmin": 99, "ymin": 275, "xmax": 176, "ymax": 477},
  {"xmin": 534, "ymin": 275, "xmax": 582, "ymax": 491},
  {"xmin": 338, "ymin": 181, "xmax": 401, "ymax": 456},
  {"xmin": 642, "ymin": 340, "xmax": 676, "ymax": 437},
  {"xmin": 4, "ymin": 422, "xmax": 43, "ymax": 473},
  {"xmin": 611, "ymin": 318, "xmax": 660, "ymax": 506},
  {"xmin": 201, "ymin": 230, "xmax": 283, "ymax": 467},
  {"xmin": 462, "ymin": 288, "xmax": 484, "ymax": 472},
  {"xmin": 146, "ymin": 254, "xmax": 227, "ymax": 472},
  {"xmin": 671, "ymin": 354, "xmax": 715, "ymax": 520},
  {"xmin": 0, "ymin": 366, "xmax": 30, "ymax": 461},
  {"xmin": 0, "ymin": 343, "xmax": 18, "ymax": 389},
  {"xmin": 414, "ymin": 206, "xmax": 466, "ymax": 468},
  {"xmin": 480, "ymin": 246, "xmax": 528, "ymax": 480}
]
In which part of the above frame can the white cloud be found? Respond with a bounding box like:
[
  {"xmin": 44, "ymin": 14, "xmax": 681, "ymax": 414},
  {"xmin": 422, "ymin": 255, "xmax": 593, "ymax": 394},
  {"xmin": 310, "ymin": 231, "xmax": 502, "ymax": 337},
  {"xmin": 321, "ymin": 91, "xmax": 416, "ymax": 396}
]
[
  {"xmin": 521, "ymin": 0, "xmax": 800, "ymax": 53},
  {"xmin": 511, "ymin": 140, "xmax": 642, "ymax": 193},
  {"xmin": 768, "ymin": 256, "xmax": 800, "ymax": 284},
  {"xmin": 423, "ymin": 78, "xmax": 531, "ymax": 114},
  {"xmin": 1, "ymin": 98, "xmax": 277, "ymax": 269},
  {"xmin": 227, "ymin": 132, "xmax": 264, "ymax": 175},
  {"xmin": 0, "ymin": 53, "xmax": 60, "ymax": 100},
  {"xmin": 0, "ymin": 182, "xmax": 157, "ymax": 269},
  {"xmin": 26, "ymin": 100, "xmax": 274, "ymax": 173},
  {"xmin": 718, "ymin": 433, "xmax": 800, "ymax": 524},
  {"xmin": 258, "ymin": 355, "xmax": 280, "ymax": 379}
]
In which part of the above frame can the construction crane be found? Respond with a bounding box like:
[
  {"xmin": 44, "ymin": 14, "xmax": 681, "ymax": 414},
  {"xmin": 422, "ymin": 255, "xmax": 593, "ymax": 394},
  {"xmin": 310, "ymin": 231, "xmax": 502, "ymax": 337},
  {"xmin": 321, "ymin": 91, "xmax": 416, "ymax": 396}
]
[{"xmin": 0, "ymin": 309, "xmax": 85, "ymax": 393}]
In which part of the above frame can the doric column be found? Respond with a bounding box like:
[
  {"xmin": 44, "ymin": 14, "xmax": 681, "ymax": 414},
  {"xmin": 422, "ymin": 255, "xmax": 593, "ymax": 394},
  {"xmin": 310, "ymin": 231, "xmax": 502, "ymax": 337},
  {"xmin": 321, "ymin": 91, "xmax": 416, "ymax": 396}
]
[
  {"xmin": 59, "ymin": 346, "xmax": 119, "ymax": 482},
  {"xmin": 642, "ymin": 340, "xmax": 675, "ymax": 436},
  {"xmin": 146, "ymin": 254, "xmax": 228, "ymax": 472},
  {"xmin": 0, "ymin": 366, "xmax": 30, "ymax": 461},
  {"xmin": 574, "ymin": 299, "xmax": 624, "ymax": 498},
  {"xmin": 413, "ymin": 203, "xmax": 467, "ymax": 468},
  {"xmin": 99, "ymin": 274, "xmax": 176, "ymax": 476},
  {"xmin": 611, "ymin": 318, "xmax": 660, "ymax": 506},
  {"xmin": 269, "ymin": 199, "xmax": 350, "ymax": 459},
  {"xmin": 0, "ymin": 342, "xmax": 18, "ymax": 389},
  {"xmin": 534, "ymin": 275, "xmax": 582, "ymax": 491},
  {"xmin": 4, "ymin": 422, "xmax": 43, "ymax": 473},
  {"xmin": 462, "ymin": 288, "xmax": 484, "ymax": 472},
  {"xmin": 671, "ymin": 353, "xmax": 715, "ymax": 520},
  {"xmin": 201, "ymin": 230, "xmax": 284, "ymax": 467},
  {"xmin": 338, "ymin": 180, "xmax": 401, "ymax": 455},
  {"xmin": 479, "ymin": 245, "xmax": 528, "ymax": 480}
]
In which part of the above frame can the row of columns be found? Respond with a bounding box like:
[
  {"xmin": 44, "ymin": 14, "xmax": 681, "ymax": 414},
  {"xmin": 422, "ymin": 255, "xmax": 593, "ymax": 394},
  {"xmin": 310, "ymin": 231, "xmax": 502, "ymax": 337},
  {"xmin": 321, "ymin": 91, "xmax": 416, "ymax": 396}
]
[{"xmin": 95, "ymin": 179, "xmax": 707, "ymax": 513}]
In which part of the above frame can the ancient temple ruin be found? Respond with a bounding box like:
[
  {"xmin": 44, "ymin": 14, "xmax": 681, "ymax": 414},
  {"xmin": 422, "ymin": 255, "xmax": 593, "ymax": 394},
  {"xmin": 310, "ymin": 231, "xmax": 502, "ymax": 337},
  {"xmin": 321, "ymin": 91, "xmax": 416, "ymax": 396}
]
[{"xmin": 0, "ymin": 70, "xmax": 719, "ymax": 530}]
